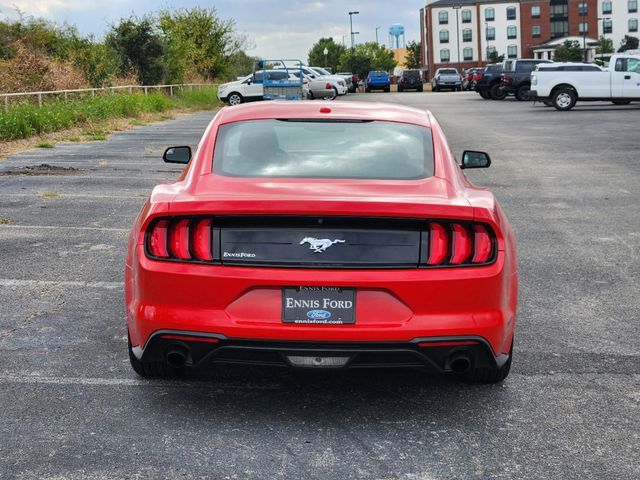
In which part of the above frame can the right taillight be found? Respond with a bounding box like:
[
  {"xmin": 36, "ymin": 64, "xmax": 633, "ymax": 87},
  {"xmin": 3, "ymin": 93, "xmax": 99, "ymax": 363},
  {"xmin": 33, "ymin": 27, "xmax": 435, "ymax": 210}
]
[{"xmin": 425, "ymin": 222, "xmax": 496, "ymax": 267}]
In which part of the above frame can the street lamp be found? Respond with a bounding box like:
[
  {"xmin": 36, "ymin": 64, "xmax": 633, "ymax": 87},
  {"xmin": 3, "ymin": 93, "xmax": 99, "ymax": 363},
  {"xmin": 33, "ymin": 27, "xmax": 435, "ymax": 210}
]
[
  {"xmin": 323, "ymin": 47, "xmax": 329, "ymax": 67},
  {"xmin": 349, "ymin": 11, "xmax": 360, "ymax": 51},
  {"xmin": 375, "ymin": 26, "xmax": 381, "ymax": 45},
  {"xmin": 452, "ymin": 4, "xmax": 462, "ymax": 66}
]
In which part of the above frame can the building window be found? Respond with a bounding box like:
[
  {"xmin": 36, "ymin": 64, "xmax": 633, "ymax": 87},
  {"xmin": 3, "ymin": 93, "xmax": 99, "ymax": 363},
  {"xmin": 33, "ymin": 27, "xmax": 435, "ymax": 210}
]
[
  {"xmin": 485, "ymin": 7, "xmax": 495, "ymax": 21},
  {"xmin": 602, "ymin": 1, "xmax": 612, "ymax": 14},
  {"xmin": 440, "ymin": 49, "xmax": 450, "ymax": 62},
  {"xmin": 630, "ymin": 18, "xmax": 639, "ymax": 32},
  {"xmin": 551, "ymin": 20, "xmax": 569, "ymax": 38},
  {"xmin": 603, "ymin": 19, "xmax": 613, "ymax": 34},
  {"xmin": 551, "ymin": 3, "xmax": 568, "ymax": 18},
  {"xmin": 630, "ymin": 1, "xmax": 638, "ymax": 13},
  {"xmin": 440, "ymin": 30, "xmax": 449, "ymax": 43},
  {"xmin": 507, "ymin": 26, "xmax": 517, "ymax": 39},
  {"xmin": 506, "ymin": 7, "xmax": 517, "ymax": 20},
  {"xmin": 439, "ymin": 11, "xmax": 448, "ymax": 24},
  {"xmin": 579, "ymin": 22, "xmax": 588, "ymax": 34},
  {"xmin": 508, "ymin": 45, "xmax": 518, "ymax": 58},
  {"xmin": 462, "ymin": 9, "xmax": 472, "ymax": 23},
  {"xmin": 462, "ymin": 28, "xmax": 472, "ymax": 42},
  {"xmin": 532, "ymin": 25, "xmax": 541, "ymax": 37},
  {"xmin": 531, "ymin": 6, "xmax": 540, "ymax": 18},
  {"xmin": 578, "ymin": 3, "xmax": 587, "ymax": 16},
  {"xmin": 486, "ymin": 46, "xmax": 497, "ymax": 59},
  {"xmin": 486, "ymin": 26, "xmax": 496, "ymax": 40},
  {"xmin": 463, "ymin": 48, "xmax": 473, "ymax": 61}
]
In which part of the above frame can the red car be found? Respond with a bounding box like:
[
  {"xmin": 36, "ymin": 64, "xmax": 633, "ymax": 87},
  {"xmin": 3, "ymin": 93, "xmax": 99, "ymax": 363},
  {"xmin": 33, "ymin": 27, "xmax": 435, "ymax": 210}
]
[{"xmin": 125, "ymin": 101, "xmax": 518, "ymax": 383}]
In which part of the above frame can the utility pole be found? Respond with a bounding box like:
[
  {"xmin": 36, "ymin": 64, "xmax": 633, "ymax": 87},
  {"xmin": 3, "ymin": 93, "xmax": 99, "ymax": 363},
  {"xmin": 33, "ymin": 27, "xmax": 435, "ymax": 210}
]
[
  {"xmin": 349, "ymin": 11, "xmax": 360, "ymax": 51},
  {"xmin": 453, "ymin": 4, "xmax": 461, "ymax": 66}
]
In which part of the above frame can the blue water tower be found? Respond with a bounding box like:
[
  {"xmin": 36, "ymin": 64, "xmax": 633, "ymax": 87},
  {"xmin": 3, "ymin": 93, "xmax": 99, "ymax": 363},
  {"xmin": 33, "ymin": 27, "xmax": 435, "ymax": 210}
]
[{"xmin": 389, "ymin": 24, "xmax": 405, "ymax": 49}]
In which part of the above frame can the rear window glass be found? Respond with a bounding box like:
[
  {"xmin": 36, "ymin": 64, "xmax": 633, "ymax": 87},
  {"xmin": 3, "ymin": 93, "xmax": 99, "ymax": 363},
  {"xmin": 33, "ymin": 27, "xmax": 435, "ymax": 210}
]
[
  {"xmin": 440, "ymin": 69, "xmax": 458, "ymax": 74},
  {"xmin": 213, "ymin": 119, "xmax": 434, "ymax": 180}
]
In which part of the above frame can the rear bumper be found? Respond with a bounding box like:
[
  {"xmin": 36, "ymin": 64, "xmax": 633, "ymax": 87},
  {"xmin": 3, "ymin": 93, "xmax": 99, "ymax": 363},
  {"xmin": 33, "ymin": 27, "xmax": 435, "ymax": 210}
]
[{"xmin": 135, "ymin": 331, "xmax": 510, "ymax": 372}]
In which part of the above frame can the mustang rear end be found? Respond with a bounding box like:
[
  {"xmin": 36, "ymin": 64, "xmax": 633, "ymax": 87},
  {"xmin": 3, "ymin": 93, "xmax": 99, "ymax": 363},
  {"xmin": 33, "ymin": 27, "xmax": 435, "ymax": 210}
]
[{"xmin": 125, "ymin": 101, "xmax": 518, "ymax": 383}]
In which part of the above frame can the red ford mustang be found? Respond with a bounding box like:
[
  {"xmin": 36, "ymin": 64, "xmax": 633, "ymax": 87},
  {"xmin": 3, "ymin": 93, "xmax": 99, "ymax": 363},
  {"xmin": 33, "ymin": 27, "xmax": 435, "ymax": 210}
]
[{"xmin": 125, "ymin": 101, "xmax": 518, "ymax": 383}]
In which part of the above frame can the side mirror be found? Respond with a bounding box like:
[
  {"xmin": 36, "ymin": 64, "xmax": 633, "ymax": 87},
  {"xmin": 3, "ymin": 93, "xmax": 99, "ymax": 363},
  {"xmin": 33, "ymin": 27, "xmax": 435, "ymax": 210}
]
[
  {"xmin": 461, "ymin": 150, "xmax": 491, "ymax": 169},
  {"xmin": 247, "ymin": 78, "xmax": 252, "ymax": 84},
  {"xmin": 163, "ymin": 146, "xmax": 191, "ymax": 164}
]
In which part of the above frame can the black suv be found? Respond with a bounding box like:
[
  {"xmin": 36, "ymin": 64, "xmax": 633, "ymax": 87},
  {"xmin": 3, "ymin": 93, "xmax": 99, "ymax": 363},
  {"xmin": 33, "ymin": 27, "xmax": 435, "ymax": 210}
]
[
  {"xmin": 397, "ymin": 70, "xmax": 423, "ymax": 92},
  {"xmin": 500, "ymin": 59, "xmax": 552, "ymax": 101},
  {"xmin": 474, "ymin": 63, "xmax": 507, "ymax": 100}
]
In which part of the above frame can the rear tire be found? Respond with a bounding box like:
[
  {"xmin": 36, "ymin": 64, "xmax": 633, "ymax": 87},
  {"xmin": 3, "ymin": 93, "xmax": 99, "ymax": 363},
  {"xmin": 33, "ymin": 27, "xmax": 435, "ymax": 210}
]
[
  {"xmin": 417, "ymin": 86, "xmax": 423, "ymax": 92},
  {"xmin": 462, "ymin": 338, "xmax": 513, "ymax": 385},
  {"xmin": 323, "ymin": 88, "xmax": 338, "ymax": 101},
  {"xmin": 384, "ymin": 86, "xmax": 390, "ymax": 92},
  {"xmin": 398, "ymin": 86, "xmax": 403, "ymax": 92},
  {"xmin": 515, "ymin": 84, "xmax": 531, "ymax": 101},
  {"xmin": 552, "ymin": 87, "xmax": 577, "ymax": 111},
  {"xmin": 128, "ymin": 333, "xmax": 176, "ymax": 379},
  {"xmin": 433, "ymin": 85, "xmax": 439, "ymax": 92},
  {"xmin": 227, "ymin": 92, "xmax": 243, "ymax": 106},
  {"xmin": 489, "ymin": 83, "xmax": 507, "ymax": 100},
  {"xmin": 612, "ymin": 99, "xmax": 631, "ymax": 105},
  {"xmin": 479, "ymin": 90, "xmax": 490, "ymax": 99}
]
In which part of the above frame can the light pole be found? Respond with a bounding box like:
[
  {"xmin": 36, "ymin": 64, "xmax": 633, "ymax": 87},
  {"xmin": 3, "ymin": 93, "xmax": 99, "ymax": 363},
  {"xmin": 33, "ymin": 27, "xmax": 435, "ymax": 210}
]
[
  {"xmin": 342, "ymin": 35, "xmax": 347, "ymax": 47},
  {"xmin": 375, "ymin": 26, "xmax": 381, "ymax": 45},
  {"xmin": 323, "ymin": 47, "xmax": 329, "ymax": 67},
  {"xmin": 349, "ymin": 11, "xmax": 360, "ymax": 51},
  {"xmin": 485, "ymin": 22, "xmax": 490, "ymax": 62},
  {"xmin": 452, "ymin": 4, "xmax": 461, "ymax": 66}
]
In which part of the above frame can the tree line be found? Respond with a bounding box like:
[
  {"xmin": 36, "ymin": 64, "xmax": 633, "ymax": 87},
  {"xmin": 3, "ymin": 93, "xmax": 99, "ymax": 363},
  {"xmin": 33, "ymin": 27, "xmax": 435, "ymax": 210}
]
[{"xmin": 0, "ymin": 7, "xmax": 254, "ymax": 93}]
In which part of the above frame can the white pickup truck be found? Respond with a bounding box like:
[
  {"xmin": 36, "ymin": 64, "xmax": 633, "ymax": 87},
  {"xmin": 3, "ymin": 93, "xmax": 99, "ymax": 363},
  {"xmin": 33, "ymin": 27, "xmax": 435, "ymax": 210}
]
[{"xmin": 530, "ymin": 53, "xmax": 640, "ymax": 110}]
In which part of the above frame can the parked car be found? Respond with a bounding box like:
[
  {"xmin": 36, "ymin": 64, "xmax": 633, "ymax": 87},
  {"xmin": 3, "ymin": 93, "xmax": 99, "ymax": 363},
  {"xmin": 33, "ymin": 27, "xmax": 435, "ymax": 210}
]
[
  {"xmin": 397, "ymin": 70, "xmax": 424, "ymax": 92},
  {"xmin": 474, "ymin": 63, "xmax": 508, "ymax": 100},
  {"xmin": 217, "ymin": 70, "xmax": 299, "ymax": 105},
  {"xmin": 336, "ymin": 72, "xmax": 358, "ymax": 93},
  {"xmin": 500, "ymin": 59, "xmax": 553, "ymax": 101},
  {"xmin": 126, "ymin": 101, "xmax": 518, "ymax": 384},
  {"xmin": 288, "ymin": 71, "xmax": 337, "ymax": 100},
  {"xmin": 309, "ymin": 66, "xmax": 349, "ymax": 95},
  {"xmin": 530, "ymin": 54, "xmax": 640, "ymax": 110},
  {"xmin": 365, "ymin": 71, "xmax": 391, "ymax": 92},
  {"xmin": 430, "ymin": 68, "xmax": 462, "ymax": 92}
]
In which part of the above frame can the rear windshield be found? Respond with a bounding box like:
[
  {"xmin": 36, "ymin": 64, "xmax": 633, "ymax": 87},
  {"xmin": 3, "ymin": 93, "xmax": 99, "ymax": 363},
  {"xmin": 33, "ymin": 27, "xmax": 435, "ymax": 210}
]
[
  {"xmin": 370, "ymin": 71, "xmax": 387, "ymax": 76},
  {"xmin": 213, "ymin": 119, "xmax": 434, "ymax": 180},
  {"xmin": 403, "ymin": 70, "xmax": 420, "ymax": 78},
  {"xmin": 440, "ymin": 69, "xmax": 458, "ymax": 74}
]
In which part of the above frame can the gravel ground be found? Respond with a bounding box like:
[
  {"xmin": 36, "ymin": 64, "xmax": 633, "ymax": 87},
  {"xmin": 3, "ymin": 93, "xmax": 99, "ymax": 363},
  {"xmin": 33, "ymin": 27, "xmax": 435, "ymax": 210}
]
[{"xmin": 0, "ymin": 94, "xmax": 638, "ymax": 479}]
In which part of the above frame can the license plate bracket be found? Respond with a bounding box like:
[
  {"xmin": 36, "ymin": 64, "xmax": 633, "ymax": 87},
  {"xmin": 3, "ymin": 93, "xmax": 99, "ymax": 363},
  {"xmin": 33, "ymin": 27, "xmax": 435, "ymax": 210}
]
[{"xmin": 282, "ymin": 287, "xmax": 356, "ymax": 324}]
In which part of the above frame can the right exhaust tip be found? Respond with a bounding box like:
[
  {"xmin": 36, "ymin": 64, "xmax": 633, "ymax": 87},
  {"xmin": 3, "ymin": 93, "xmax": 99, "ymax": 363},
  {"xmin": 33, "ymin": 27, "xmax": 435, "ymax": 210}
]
[{"xmin": 166, "ymin": 345, "xmax": 189, "ymax": 368}]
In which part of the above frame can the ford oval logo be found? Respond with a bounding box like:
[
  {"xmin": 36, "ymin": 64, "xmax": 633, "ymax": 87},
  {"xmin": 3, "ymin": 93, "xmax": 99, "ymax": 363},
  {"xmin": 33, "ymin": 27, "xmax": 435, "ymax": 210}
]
[{"xmin": 307, "ymin": 309, "xmax": 332, "ymax": 320}]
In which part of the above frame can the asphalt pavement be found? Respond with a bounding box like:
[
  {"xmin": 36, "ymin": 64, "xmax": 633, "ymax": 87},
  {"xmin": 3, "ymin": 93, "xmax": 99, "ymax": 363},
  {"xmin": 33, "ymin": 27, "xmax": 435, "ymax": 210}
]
[{"xmin": 0, "ymin": 95, "xmax": 638, "ymax": 479}]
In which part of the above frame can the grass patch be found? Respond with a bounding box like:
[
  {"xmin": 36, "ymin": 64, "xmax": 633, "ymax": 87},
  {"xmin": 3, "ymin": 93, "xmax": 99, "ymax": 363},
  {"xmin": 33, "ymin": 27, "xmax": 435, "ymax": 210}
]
[
  {"xmin": 84, "ymin": 129, "xmax": 107, "ymax": 141},
  {"xmin": 35, "ymin": 141, "xmax": 55, "ymax": 148},
  {"xmin": 0, "ymin": 87, "xmax": 218, "ymax": 141},
  {"xmin": 38, "ymin": 191, "xmax": 60, "ymax": 199},
  {"xmin": 0, "ymin": 217, "xmax": 12, "ymax": 225},
  {"xmin": 65, "ymin": 136, "xmax": 82, "ymax": 142}
]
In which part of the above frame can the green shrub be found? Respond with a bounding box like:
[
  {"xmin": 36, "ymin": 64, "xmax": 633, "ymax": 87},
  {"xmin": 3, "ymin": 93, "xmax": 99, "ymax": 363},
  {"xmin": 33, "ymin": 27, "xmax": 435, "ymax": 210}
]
[{"xmin": 0, "ymin": 87, "xmax": 218, "ymax": 141}]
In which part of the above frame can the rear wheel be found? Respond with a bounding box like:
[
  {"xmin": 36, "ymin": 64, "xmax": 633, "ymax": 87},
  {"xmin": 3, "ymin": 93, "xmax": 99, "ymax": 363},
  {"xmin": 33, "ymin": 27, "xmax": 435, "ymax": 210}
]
[
  {"xmin": 128, "ymin": 334, "xmax": 176, "ymax": 379},
  {"xmin": 552, "ymin": 88, "xmax": 577, "ymax": 111},
  {"xmin": 398, "ymin": 86, "xmax": 403, "ymax": 92},
  {"xmin": 384, "ymin": 86, "xmax": 390, "ymax": 92},
  {"xmin": 479, "ymin": 90, "xmax": 490, "ymax": 99},
  {"xmin": 612, "ymin": 99, "xmax": 631, "ymax": 105},
  {"xmin": 227, "ymin": 92, "xmax": 243, "ymax": 106},
  {"xmin": 515, "ymin": 84, "xmax": 531, "ymax": 101},
  {"xmin": 432, "ymin": 85, "xmax": 439, "ymax": 92},
  {"xmin": 417, "ymin": 85, "xmax": 423, "ymax": 92},
  {"xmin": 489, "ymin": 83, "xmax": 507, "ymax": 100},
  {"xmin": 323, "ymin": 88, "xmax": 338, "ymax": 101},
  {"xmin": 462, "ymin": 338, "xmax": 513, "ymax": 385}
]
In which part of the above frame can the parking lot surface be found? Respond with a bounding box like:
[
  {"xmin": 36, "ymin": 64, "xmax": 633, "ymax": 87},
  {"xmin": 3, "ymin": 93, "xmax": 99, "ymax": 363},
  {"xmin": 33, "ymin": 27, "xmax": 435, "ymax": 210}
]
[{"xmin": 0, "ymin": 95, "xmax": 638, "ymax": 479}]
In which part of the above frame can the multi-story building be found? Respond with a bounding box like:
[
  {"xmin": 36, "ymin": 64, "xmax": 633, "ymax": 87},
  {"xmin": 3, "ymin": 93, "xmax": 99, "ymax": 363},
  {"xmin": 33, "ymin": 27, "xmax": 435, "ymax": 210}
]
[{"xmin": 419, "ymin": 0, "xmax": 640, "ymax": 74}]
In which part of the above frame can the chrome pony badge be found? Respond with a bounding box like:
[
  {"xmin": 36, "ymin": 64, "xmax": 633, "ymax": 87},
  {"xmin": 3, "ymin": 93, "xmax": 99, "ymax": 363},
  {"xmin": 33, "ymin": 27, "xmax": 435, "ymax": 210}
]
[{"xmin": 299, "ymin": 237, "xmax": 346, "ymax": 253}]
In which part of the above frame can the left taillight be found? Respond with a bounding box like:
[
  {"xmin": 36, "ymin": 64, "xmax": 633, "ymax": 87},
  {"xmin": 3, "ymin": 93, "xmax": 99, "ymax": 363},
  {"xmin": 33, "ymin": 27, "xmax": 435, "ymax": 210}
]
[{"xmin": 146, "ymin": 217, "xmax": 217, "ymax": 263}]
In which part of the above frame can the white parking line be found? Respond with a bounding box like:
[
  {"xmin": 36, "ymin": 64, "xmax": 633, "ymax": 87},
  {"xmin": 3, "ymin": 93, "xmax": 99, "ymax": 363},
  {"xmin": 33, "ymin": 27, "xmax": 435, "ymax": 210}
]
[
  {"xmin": 0, "ymin": 225, "xmax": 129, "ymax": 233},
  {"xmin": 0, "ymin": 373, "xmax": 282, "ymax": 390},
  {"xmin": 2, "ymin": 193, "xmax": 146, "ymax": 199},
  {"xmin": 0, "ymin": 279, "xmax": 124, "ymax": 289}
]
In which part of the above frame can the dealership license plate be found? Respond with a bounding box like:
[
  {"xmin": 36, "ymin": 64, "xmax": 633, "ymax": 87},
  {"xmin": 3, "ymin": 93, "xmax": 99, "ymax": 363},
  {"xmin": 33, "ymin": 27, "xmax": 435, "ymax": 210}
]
[{"xmin": 282, "ymin": 287, "xmax": 356, "ymax": 324}]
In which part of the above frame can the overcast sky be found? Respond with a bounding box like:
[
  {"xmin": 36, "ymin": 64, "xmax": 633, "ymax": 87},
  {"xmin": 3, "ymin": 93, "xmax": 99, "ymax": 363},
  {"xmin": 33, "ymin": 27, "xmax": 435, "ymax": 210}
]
[{"xmin": 0, "ymin": 0, "xmax": 424, "ymax": 60}]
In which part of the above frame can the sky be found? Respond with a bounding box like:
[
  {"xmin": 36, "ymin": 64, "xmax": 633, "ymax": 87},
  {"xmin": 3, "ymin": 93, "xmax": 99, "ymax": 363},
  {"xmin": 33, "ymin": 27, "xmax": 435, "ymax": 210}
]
[{"xmin": 0, "ymin": 0, "xmax": 425, "ymax": 60}]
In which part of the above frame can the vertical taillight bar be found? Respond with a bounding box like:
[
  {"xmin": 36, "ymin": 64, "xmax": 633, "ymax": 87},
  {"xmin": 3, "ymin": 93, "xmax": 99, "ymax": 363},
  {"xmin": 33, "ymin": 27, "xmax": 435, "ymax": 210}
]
[
  {"xmin": 149, "ymin": 220, "xmax": 169, "ymax": 258},
  {"xmin": 193, "ymin": 219, "xmax": 213, "ymax": 261},
  {"xmin": 472, "ymin": 225, "xmax": 492, "ymax": 263},
  {"xmin": 449, "ymin": 224, "xmax": 472, "ymax": 265},
  {"xmin": 427, "ymin": 223, "xmax": 449, "ymax": 265},
  {"xmin": 168, "ymin": 219, "xmax": 191, "ymax": 260}
]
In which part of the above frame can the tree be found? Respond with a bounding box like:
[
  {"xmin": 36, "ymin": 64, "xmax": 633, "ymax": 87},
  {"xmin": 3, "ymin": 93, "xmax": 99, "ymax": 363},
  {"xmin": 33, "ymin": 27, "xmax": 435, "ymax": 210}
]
[
  {"xmin": 159, "ymin": 7, "xmax": 240, "ymax": 83},
  {"xmin": 487, "ymin": 50, "xmax": 504, "ymax": 63},
  {"xmin": 404, "ymin": 41, "xmax": 421, "ymax": 69},
  {"xmin": 106, "ymin": 16, "xmax": 166, "ymax": 85},
  {"xmin": 307, "ymin": 38, "xmax": 346, "ymax": 72},
  {"xmin": 618, "ymin": 35, "xmax": 639, "ymax": 52},
  {"xmin": 337, "ymin": 42, "xmax": 397, "ymax": 78},
  {"xmin": 553, "ymin": 40, "xmax": 583, "ymax": 62}
]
